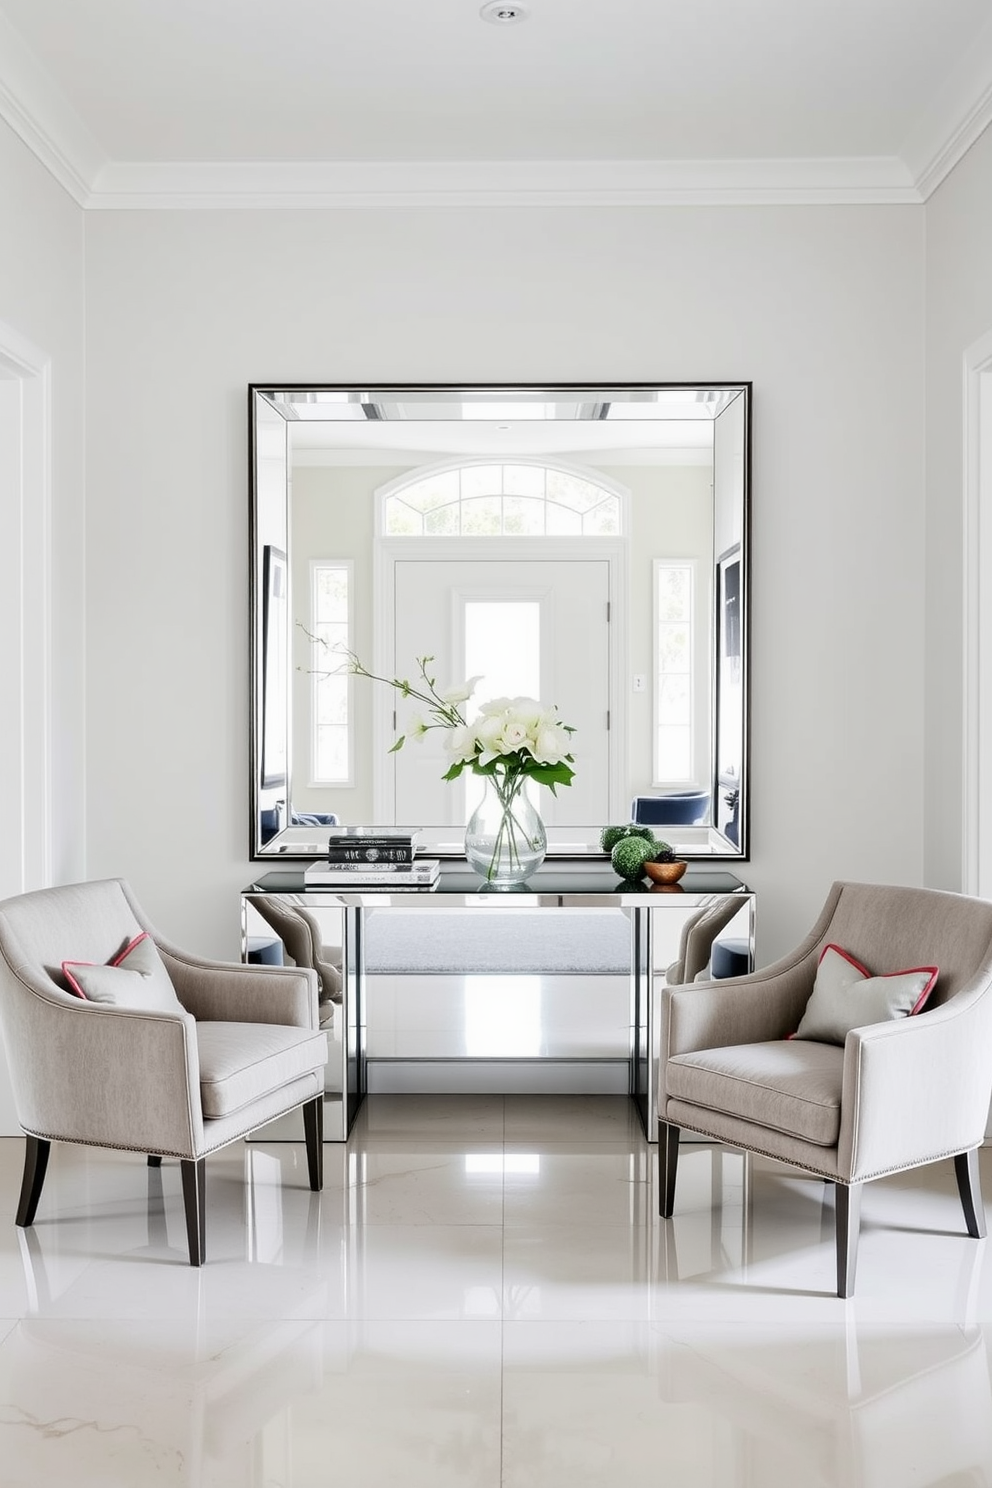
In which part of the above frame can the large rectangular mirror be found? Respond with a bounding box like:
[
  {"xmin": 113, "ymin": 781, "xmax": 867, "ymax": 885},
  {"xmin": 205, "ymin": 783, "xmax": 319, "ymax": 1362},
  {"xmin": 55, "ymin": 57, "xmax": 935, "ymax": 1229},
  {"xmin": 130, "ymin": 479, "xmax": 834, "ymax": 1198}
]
[{"xmin": 250, "ymin": 383, "xmax": 749, "ymax": 860}]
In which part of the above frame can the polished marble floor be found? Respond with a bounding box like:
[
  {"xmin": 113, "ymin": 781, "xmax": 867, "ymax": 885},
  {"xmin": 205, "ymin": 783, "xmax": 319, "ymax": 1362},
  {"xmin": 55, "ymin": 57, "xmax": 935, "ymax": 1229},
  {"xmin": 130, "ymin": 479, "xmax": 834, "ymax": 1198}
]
[{"xmin": 1, "ymin": 1094, "xmax": 992, "ymax": 1485}]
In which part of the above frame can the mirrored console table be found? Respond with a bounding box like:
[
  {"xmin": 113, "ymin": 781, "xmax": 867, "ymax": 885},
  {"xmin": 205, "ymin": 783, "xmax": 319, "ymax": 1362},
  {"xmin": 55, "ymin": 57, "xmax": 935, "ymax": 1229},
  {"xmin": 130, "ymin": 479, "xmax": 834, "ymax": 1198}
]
[{"xmin": 241, "ymin": 863, "xmax": 755, "ymax": 1141}]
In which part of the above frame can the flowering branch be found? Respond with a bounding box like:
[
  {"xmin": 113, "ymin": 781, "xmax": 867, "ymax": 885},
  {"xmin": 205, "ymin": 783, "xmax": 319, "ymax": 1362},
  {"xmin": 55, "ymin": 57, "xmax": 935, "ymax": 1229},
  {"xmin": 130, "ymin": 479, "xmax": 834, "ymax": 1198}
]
[
  {"xmin": 322, "ymin": 640, "xmax": 577, "ymax": 793},
  {"xmin": 342, "ymin": 649, "xmax": 483, "ymax": 753}
]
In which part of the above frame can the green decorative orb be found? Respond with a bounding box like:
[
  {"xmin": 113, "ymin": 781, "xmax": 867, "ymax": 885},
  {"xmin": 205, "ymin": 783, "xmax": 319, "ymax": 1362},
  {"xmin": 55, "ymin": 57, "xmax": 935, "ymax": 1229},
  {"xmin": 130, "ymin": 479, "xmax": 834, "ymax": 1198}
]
[
  {"xmin": 611, "ymin": 835, "xmax": 656, "ymax": 880},
  {"xmin": 600, "ymin": 823, "xmax": 655, "ymax": 853}
]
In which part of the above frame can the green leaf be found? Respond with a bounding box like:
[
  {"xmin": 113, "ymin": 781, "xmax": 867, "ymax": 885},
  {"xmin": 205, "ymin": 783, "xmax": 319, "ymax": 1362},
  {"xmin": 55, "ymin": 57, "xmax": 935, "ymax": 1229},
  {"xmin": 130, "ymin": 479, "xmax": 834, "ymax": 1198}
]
[
  {"xmin": 527, "ymin": 762, "xmax": 576, "ymax": 789},
  {"xmin": 442, "ymin": 760, "xmax": 467, "ymax": 782},
  {"xmin": 389, "ymin": 736, "xmax": 405, "ymax": 753}
]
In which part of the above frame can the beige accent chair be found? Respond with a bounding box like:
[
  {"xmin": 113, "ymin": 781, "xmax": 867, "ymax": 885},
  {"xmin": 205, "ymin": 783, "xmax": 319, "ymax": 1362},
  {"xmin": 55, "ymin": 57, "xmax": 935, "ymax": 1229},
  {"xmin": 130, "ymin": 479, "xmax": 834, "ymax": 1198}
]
[
  {"xmin": 665, "ymin": 894, "xmax": 747, "ymax": 985},
  {"xmin": 658, "ymin": 881, "xmax": 992, "ymax": 1296},
  {"xmin": 245, "ymin": 893, "xmax": 342, "ymax": 1027},
  {"xmin": 0, "ymin": 878, "xmax": 328, "ymax": 1266}
]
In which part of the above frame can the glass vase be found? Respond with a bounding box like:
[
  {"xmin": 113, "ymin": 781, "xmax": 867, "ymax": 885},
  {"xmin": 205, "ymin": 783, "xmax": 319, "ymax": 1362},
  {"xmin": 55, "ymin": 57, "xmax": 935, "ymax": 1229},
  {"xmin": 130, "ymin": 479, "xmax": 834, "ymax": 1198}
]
[{"xmin": 464, "ymin": 772, "xmax": 546, "ymax": 888}]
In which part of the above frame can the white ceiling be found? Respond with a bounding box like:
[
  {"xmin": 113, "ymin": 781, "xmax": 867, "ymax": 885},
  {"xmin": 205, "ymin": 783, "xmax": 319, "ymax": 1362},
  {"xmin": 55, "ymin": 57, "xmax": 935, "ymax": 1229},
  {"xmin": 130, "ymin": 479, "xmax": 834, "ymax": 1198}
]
[
  {"xmin": 290, "ymin": 418, "xmax": 714, "ymax": 463},
  {"xmin": 1, "ymin": 0, "xmax": 991, "ymax": 207}
]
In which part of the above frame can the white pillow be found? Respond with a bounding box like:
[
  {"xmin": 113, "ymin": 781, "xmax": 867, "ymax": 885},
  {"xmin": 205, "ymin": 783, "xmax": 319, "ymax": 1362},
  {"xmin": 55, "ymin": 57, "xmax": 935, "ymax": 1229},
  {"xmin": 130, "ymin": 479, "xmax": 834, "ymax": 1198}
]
[
  {"xmin": 793, "ymin": 943, "xmax": 938, "ymax": 1045},
  {"xmin": 62, "ymin": 932, "xmax": 184, "ymax": 1013}
]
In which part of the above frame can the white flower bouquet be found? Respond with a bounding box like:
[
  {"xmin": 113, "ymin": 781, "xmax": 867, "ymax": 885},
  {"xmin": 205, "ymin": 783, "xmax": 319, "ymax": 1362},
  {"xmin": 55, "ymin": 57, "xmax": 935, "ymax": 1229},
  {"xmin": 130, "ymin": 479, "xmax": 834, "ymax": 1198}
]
[
  {"xmin": 345, "ymin": 652, "xmax": 575, "ymax": 792},
  {"xmin": 343, "ymin": 652, "xmax": 576, "ymax": 883}
]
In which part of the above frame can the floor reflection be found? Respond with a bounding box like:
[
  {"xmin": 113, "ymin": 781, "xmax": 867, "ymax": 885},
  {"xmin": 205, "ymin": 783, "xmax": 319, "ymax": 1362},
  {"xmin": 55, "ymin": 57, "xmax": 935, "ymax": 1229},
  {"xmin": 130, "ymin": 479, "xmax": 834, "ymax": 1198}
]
[{"xmin": 0, "ymin": 1099, "xmax": 992, "ymax": 1486}]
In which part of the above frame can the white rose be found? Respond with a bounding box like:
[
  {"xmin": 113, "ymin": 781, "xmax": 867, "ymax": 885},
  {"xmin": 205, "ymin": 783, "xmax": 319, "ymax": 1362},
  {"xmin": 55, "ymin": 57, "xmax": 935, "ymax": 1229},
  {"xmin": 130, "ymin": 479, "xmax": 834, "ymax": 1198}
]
[
  {"xmin": 531, "ymin": 726, "xmax": 567, "ymax": 763},
  {"xmin": 440, "ymin": 675, "xmax": 484, "ymax": 704},
  {"xmin": 507, "ymin": 697, "xmax": 543, "ymax": 728},
  {"xmin": 444, "ymin": 724, "xmax": 478, "ymax": 763},
  {"xmin": 499, "ymin": 722, "xmax": 529, "ymax": 751},
  {"xmin": 478, "ymin": 696, "xmax": 514, "ymax": 717},
  {"xmin": 476, "ymin": 714, "xmax": 505, "ymax": 747}
]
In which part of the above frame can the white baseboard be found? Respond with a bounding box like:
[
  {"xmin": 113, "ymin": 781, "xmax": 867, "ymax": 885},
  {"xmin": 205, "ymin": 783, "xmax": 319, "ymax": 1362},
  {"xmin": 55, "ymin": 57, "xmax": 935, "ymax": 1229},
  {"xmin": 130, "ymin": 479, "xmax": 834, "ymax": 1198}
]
[{"xmin": 366, "ymin": 1058, "xmax": 629, "ymax": 1095}]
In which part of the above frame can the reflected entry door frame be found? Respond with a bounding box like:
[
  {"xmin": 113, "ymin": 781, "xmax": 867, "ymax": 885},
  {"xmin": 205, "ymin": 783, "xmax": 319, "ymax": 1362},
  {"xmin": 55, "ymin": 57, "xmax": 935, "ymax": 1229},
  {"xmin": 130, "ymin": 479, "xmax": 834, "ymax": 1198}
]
[{"xmin": 373, "ymin": 537, "xmax": 627, "ymax": 830}]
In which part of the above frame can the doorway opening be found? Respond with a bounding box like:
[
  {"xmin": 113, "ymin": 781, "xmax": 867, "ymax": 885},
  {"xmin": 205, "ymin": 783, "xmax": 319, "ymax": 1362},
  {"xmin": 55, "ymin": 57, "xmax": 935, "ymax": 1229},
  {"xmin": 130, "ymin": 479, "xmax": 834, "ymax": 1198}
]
[
  {"xmin": 0, "ymin": 321, "xmax": 51, "ymax": 897},
  {"xmin": 963, "ymin": 331, "xmax": 992, "ymax": 897}
]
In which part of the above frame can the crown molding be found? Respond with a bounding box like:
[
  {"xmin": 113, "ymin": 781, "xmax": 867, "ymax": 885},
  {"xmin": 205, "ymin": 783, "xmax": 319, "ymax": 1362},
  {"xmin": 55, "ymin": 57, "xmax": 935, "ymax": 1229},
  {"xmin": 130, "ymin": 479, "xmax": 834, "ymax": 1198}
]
[
  {"xmin": 293, "ymin": 444, "xmax": 712, "ymax": 468},
  {"xmin": 0, "ymin": 12, "xmax": 104, "ymax": 205},
  {"xmin": 3, "ymin": 8, "xmax": 990, "ymax": 211},
  {"xmin": 85, "ymin": 154, "xmax": 921, "ymax": 209},
  {"xmin": 899, "ymin": 21, "xmax": 992, "ymax": 201}
]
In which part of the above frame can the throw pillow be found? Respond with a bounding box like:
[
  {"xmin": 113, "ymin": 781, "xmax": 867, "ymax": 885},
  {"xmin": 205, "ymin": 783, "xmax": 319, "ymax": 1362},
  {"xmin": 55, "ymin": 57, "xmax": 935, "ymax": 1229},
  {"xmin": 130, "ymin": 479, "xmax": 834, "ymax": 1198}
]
[
  {"xmin": 792, "ymin": 942, "xmax": 938, "ymax": 1045},
  {"xmin": 62, "ymin": 932, "xmax": 184, "ymax": 1013}
]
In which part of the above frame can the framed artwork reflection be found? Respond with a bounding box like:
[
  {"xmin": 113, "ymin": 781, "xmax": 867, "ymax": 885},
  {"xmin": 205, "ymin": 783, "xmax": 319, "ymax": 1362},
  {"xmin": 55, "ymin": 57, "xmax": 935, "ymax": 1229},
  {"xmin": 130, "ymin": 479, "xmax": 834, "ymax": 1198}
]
[
  {"xmin": 261, "ymin": 544, "xmax": 288, "ymax": 789},
  {"xmin": 715, "ymin": 544, "xmax": 743, "ymax": 846}
]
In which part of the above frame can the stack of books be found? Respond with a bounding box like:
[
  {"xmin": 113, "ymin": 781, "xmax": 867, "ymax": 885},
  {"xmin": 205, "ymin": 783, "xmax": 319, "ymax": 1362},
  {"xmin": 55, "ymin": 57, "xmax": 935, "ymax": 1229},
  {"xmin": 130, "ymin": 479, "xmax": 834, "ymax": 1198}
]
[
  {"xmin": 321, "ymin": 827, "xmax": 421, "ymax": 864},
  {"xmin": 304, "ymin": 828, "xmax": 440, "ymax": 888}
]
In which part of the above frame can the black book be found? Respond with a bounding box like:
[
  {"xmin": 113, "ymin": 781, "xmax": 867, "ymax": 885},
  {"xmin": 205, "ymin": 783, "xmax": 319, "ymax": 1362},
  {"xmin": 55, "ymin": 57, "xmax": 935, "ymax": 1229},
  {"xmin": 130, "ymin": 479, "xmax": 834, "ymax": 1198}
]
[
  {"xmin": 326, "ymin": 843, "xmax": 416, "ymax": 864},
  {"xmin": 325, "ymin": 828, "xmax": 421, "ymax": 864}
]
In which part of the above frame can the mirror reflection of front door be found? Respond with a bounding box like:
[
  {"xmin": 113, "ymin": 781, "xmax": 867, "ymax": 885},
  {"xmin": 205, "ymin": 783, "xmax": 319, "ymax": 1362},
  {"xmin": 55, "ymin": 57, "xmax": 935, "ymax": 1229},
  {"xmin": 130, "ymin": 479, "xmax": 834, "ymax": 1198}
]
[{"xmin": 391, "ymin": 559, "xmax": 611, "ymax": 826}]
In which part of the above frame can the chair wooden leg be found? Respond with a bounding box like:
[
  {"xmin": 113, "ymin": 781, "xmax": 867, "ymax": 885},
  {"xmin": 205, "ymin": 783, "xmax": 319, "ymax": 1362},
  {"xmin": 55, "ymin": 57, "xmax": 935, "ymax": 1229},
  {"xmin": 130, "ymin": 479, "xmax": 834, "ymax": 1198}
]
[
  {"xmin": 303, "ymin": 1096, "xmax": 324, "ymax": 1192},
  {"xmin": 659, "ymin": 1122, "xmax": 680, "ymax": 1218},
  {"xmin": 835, "ymin": 1181, "xmax": 862, "ymax": 1298},
  {"xmin": 16, "ymin": 1136, "xmax": 50, "ymax": 1228},
  {"xmin": 955, "ymin": 1149, "xmax": 987, "ymax": 1239},
  {"xmin": 181, "ymin": 1158, "xmax": 206, "ymax": 1267},
  {"xmin": 147, "ymin": 1155, "xmax": 162, "ymax": 1168}
]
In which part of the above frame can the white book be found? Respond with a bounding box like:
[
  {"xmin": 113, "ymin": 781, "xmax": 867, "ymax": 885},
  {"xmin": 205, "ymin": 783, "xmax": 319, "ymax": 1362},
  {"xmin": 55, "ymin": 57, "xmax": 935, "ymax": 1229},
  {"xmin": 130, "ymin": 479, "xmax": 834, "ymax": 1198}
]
[{"xmin": 304, "ymin": 858, "xmax": 441, "ymax": 886}]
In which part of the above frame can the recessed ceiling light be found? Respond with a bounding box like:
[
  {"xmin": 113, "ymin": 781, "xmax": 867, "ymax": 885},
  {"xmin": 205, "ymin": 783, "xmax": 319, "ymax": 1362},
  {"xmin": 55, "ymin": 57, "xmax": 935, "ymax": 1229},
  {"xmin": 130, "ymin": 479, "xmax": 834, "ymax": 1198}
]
[{"xmin": 480, "ymin": 2, "xmax": 529, "ymax": 23}]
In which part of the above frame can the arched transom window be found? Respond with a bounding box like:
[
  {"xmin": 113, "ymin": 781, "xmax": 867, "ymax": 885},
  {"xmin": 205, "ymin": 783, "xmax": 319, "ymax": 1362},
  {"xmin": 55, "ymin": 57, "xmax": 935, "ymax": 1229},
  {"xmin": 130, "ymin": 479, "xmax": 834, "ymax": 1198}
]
[{"xmin": 381, "ymin": 461, "xmax": 624, "ymax": 537}]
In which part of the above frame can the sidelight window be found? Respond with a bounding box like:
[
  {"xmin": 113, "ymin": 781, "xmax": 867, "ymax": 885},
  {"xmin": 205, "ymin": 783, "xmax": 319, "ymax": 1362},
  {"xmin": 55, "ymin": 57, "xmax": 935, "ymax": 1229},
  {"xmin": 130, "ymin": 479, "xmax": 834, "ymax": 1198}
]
[
  {"xmin": 310, "ymin": 559, "xmax": 351, "ymax": 784},
  {"xmin": 654, "ymin": 561, "xmax": 694, "ymax": 784}
]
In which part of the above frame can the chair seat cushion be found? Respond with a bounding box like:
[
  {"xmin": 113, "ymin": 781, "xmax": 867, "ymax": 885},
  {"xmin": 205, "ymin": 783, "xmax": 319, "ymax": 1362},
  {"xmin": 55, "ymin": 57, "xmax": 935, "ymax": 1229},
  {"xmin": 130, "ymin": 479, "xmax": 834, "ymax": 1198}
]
[
  {"xmin": 666, "ymin": 1040, "xmax": 845, "ymax": 1146},
  {"xmin": 196, "ymin": 1022, "xmax": 327, "ymax": 1119}
]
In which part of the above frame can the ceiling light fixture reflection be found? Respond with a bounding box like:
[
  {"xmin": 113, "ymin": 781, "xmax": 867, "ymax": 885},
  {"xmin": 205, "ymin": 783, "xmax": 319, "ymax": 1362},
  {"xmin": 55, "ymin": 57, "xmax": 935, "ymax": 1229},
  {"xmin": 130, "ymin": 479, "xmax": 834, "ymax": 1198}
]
[
  {"xmin": 465, "ymin": 1154, "xmax": 541, "ymax": 1174},
  {"xmin": 480, "ymin": 2, "xmax": 529, "ymax": 23}
]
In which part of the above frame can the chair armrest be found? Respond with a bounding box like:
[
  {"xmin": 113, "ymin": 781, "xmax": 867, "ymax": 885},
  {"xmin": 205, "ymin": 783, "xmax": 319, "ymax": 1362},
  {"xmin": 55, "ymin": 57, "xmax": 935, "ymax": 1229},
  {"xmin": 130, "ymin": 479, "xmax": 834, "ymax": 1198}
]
[
  {"xmin": 157, "ymin": 946, "xmax": 319, "ymax": 1029},
  {"xmin": 6, "ymin": 986, "xmax": 203, "ymax": 1157},
  {"xmin": 839, "ymin": 995, "xmax": 992, "ymax": 1181},
  {"xmin": 658, "ymin": 890, "xmax": 843, "ymax": 1071},
  {"xmin": 661, "ymin": 960, "xmax": 814, "ymax": 1060}
]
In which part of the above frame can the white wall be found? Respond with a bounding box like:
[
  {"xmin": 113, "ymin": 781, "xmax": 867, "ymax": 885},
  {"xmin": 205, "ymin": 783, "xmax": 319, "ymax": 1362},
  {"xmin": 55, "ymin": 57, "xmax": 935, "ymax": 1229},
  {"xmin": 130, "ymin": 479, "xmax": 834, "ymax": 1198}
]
[
  {"xmin": 924, "ymin": 125, "xmax": 992, "ymax": 889},
  {"xmin": 0, "ymin": 119, "xmax": 86, "ymax": 1129},
  {"xmin": 0, "ymin": 123, "xmax": 85, "ymax": 885},
  {"xmin": 83, "ymin": 204, "xmax": 926, "ymax": 964}
]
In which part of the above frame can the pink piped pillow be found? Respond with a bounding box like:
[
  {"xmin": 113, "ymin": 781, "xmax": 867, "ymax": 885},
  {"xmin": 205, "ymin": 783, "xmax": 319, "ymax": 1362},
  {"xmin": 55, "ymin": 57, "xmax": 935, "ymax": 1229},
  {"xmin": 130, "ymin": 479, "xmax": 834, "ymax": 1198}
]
[
  {"xmin": 792, "ymin": 943, "xmax": 938, "ymax": 1045},
  {"xmin": 62, "ymin": 931, "xmax": 184, "ymax": 1013}
]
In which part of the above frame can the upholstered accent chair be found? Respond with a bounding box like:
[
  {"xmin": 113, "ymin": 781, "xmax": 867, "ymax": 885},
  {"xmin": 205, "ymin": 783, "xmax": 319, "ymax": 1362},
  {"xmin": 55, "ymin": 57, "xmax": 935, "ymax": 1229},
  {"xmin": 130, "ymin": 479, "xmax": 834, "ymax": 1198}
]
[
  {"xmin": 665, "ymin": 895, "xmax": 748, "ymax": 985},
  {"xmin": 631, "ymin": 791, "xmax": 711, "ymax": 827},
  {"xmin": 0, "ymin": 878, "xmax": 328, "ymax": 1266},
  {"xmin": 658, "ymin": 881, "xmax": 992, "ymax": 1296},
  {"xmin": 245, "ymin": 893, "xmax": 342, "ymax": 1027}
]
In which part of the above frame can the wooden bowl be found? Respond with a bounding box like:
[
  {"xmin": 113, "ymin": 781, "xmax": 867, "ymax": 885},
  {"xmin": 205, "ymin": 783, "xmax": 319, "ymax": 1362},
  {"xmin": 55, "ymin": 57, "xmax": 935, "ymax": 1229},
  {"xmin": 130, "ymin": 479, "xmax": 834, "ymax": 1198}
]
[{"xmin": 643, "ymin": 859, "xmax": 688, "ymax": 885}]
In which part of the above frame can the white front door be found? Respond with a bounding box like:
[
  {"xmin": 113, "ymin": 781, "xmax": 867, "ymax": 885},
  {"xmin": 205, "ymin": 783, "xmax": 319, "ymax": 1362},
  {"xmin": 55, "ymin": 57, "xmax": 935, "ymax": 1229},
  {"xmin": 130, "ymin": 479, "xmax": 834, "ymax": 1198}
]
[{"xmin": 390, "ymin": 558, "xmax": 612, "ymax": 826}]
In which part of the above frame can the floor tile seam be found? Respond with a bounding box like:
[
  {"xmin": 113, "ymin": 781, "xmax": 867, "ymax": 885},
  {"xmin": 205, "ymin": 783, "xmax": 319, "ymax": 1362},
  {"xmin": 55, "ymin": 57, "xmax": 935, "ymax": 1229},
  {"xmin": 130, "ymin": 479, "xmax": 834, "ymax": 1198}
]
[
  {"xmin": 338, "ymin": 1220, "xmax": 507, "ymax": 1229},
  {"xmin": 499, "ymin": 1095, "xmax": 506, "ymax": 1488},
  {"xmin": 500, "ymin": 1216, "xmax": 653, "ymax": 1227},
  {"xmin": 10, "ymin": 1312, "xmax": 513, "ymax": 1331},
  {"xmin": 499, "ymin": 1093, "xmax": 506, "ymax": 1488},
  {"xmin": 501, "ymin": 1139, "xmax": 643, "ymax": 1149}
]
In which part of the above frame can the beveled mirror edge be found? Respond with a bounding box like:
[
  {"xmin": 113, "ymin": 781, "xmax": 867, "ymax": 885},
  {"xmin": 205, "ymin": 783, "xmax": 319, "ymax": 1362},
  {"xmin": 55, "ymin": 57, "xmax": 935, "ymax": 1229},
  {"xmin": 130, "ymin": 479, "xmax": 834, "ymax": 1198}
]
[{"xmin": 248, "ymin": 381, "xmax": 751, "ymax": 864}]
